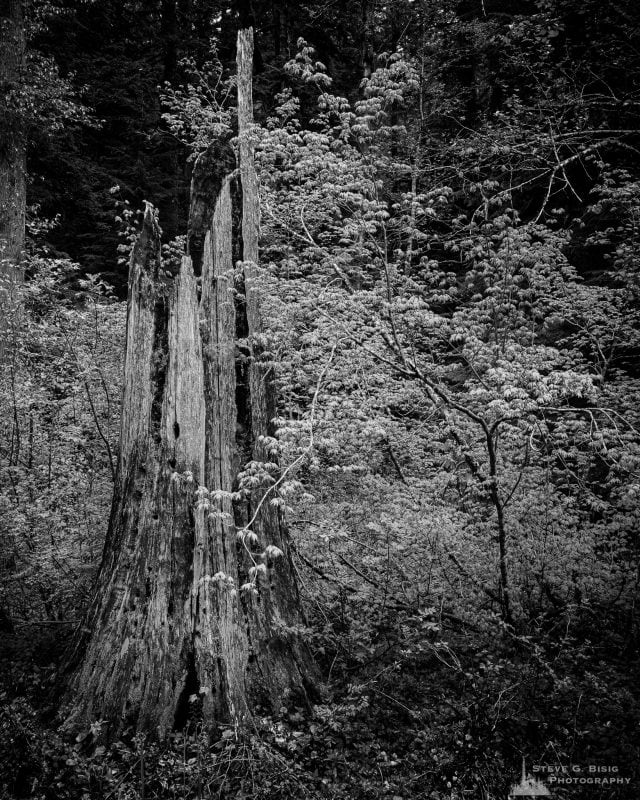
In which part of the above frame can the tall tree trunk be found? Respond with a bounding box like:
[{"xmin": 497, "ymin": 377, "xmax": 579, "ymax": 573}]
[
  {"xmin": 64, "ymin": 29, "xmax": 315, "ymax": 739},
  {"xmin": 360, "ymin": 0, "xmax": 373, "ymax": 79},
  {"xmin": 0, "ymin": 0, "xmax": 25, "ymax": 276},
  {"xmin": 0, "ymin": 0, "xmax": 26, "ymax": 359}
]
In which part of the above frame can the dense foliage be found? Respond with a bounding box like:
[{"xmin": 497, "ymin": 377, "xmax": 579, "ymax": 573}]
[{"xmin": 1, "ymin": 0, "xmax": 640, "ymax": 798}]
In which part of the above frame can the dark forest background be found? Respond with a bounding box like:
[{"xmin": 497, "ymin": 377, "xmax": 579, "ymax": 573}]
[{"xmin": 1, "ymin": 0, "xmax": 640, "ymax": 798}]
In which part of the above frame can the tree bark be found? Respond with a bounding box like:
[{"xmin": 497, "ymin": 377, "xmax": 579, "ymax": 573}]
[
  {"xmin": 64, "ymin": 205, "xmax": 212, "ymax": 737},
  {"xmin": 359, "ymin": 0, "xmax": 373, "ymax": 79},
  {"xmin": 0, "ymin": 0, "xmax": 26, "ymax": 277},
  {"xmin": 187, "ymin": 140, "xmax": 235, "ymax": 277},
  {"xmin": 64, "ymin": 201, "xmax": 242, "ymax": 738},
  {"xmin": 64, "ymin": 29, "xmax": 316, "ymax": 738},
  {"xmin": 0, "ymin": 0, "xmax": 26, "ymax": 360}
]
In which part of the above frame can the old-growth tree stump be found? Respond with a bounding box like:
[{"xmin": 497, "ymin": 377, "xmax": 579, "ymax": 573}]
[{"xmin": 65, "ymin": 30, "xmax": 316, "ymax": 737}]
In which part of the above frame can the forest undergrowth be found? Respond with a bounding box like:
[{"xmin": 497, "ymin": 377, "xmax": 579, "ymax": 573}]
[{"xmin": 2, "ymin": 0, "xmax": 640, "ymax": 797}]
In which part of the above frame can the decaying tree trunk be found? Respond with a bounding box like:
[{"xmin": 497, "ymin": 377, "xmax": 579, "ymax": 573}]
[
  {"xmin": 187, "ymin": 140, "xmax": 236, "ymax": 277},
  {"xmin": 64, "ymin": 28, "xmax": 315, "ymax": 739},
  {"xmin": 234, "ymin": 25, "xmax": 315, "ymax": 709}
]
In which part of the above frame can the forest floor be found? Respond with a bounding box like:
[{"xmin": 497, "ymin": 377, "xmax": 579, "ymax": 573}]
[{"xmin": 2, "ymin": 565, "xmax": 639, "ymax": 799}]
